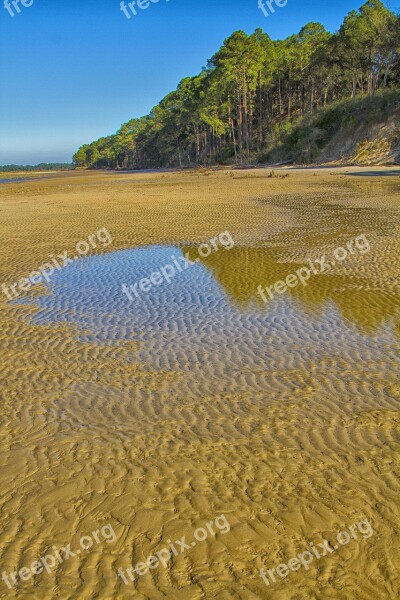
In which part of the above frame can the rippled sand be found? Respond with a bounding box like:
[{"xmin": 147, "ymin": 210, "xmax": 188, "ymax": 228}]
[{"xmin": 0, "ymin": 167, "xmax": 399, "ymax": 599}]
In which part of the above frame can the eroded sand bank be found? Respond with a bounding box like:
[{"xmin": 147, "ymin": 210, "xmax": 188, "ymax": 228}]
[{"xmin": 0, "ymin": 168, "xmax": 399, "ymax": 599}]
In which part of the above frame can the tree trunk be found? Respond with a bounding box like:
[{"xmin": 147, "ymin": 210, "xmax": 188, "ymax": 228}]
[{"xmin": 352, "ymin": 73, "xmax": 357, "ymax": 101}]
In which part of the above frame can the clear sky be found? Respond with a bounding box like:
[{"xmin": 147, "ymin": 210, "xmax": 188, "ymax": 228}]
[{"xmin": 0, "ymin": 0, "xmax": 398, "ymax": 164}]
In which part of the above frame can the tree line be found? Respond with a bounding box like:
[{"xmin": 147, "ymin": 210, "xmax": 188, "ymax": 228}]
[
  {"xmin": 0, "ymin": 163, "xmax": 74, "ymax": 172},
  {"xmin": 73, "ymin": 0, "xmax": 400, "ymax": 169}
]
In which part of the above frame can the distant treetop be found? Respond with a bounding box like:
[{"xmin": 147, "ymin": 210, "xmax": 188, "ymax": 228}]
[{"xmin": 0, "ymin": 163, "xmax": 74, "ymax": 172}]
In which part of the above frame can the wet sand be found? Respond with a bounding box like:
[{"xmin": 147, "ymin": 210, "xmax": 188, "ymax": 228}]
[{"xmin": 0, "ymin": 168, "xmax": 399, "ymax": 599}]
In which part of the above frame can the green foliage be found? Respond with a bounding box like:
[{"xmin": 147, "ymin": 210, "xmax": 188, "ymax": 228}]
[
  {"xmin": 73, "ymin": 1, "xmax": 400, "ymax": 169},
  {"xmin": 263, "ymin": 90, "xmax": 400, "ymax": 163},
  {"xmin": 0, "ymin": 163, "xmax": 74, "ymax": 172}
]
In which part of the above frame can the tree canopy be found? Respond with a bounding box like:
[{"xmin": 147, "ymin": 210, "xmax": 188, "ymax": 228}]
[{"xmin": 73, "ymin": 1, "xmax": 400, "ymax": 169}]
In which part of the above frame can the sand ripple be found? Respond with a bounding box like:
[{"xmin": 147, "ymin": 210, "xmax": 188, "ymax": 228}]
[{"xmin": 0, "ymin": 169, "xmax": 399, "ymax": 598}]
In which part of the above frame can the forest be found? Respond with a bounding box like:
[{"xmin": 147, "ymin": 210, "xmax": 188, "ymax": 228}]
[{"xmin": 73, "ymin": 0, "xmax": 400, "ymax": 169}]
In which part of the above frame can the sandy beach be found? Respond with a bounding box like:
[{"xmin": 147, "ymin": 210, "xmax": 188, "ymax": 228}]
[{"xmin": 0, "ymin": 167, "xmax": 399, "ymax": 599}]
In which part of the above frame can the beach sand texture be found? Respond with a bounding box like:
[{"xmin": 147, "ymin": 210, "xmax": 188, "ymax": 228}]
[{"xmin": 0, "ymin": 168, "xmax": 399, "ymax": 599}]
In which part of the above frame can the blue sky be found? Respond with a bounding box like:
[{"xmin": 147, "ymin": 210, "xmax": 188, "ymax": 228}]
[{"xmin": 0, "ymin": 0, "xmax": 398, "ymax": 164}]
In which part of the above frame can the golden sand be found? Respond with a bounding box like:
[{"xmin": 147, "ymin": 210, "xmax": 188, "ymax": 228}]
[{"xmin": 0, "ymin": 168, "xmax": 399, "ymax": 599}]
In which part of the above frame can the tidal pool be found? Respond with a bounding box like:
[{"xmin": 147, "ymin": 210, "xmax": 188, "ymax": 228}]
[{"xmin": 16, "ymin": 243, "xmax": 399, "ymax": 405}]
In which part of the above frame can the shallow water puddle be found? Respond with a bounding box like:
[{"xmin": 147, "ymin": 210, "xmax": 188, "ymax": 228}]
[{"xmin": 15, "ymin": 244, "xmax": 399, "ymax": 401}]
